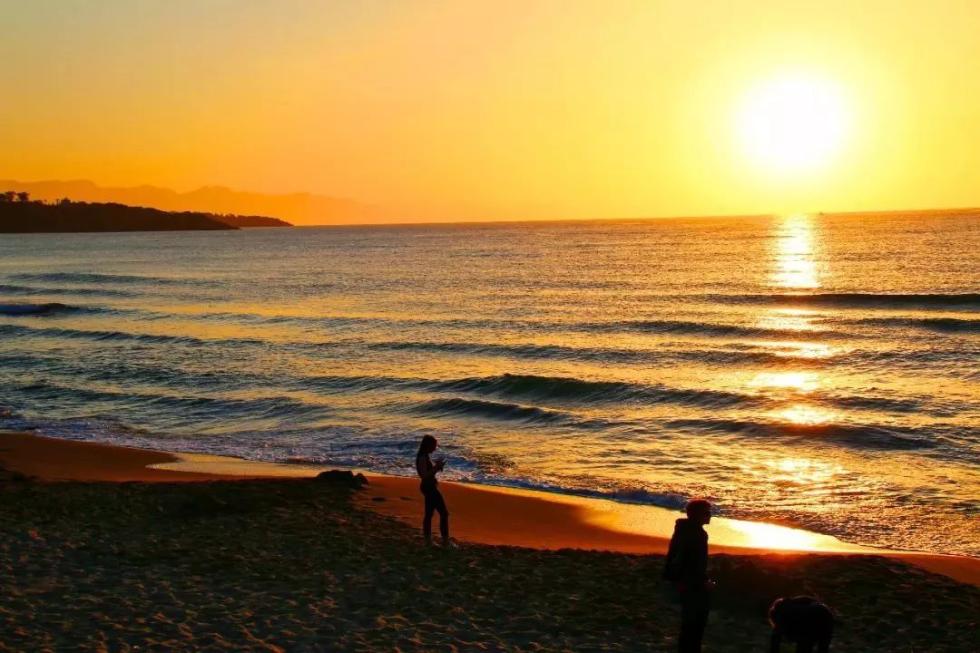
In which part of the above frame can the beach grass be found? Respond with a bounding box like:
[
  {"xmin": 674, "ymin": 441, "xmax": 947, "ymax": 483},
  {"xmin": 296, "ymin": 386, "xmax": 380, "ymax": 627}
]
[{"xmin": 1, "ymin": 471, "xmax": 978, "ymax": 652}]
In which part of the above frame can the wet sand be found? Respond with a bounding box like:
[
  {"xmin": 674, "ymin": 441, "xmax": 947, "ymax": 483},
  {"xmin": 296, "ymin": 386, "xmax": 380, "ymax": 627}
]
[
  {"xmin": 0, "ymin": 431, "xmax": 239, "ymax": 482},
  {"xmin": 1, "ymin": 431, "xmax": 979, "ymax": 651},
  {"xmin": 358, "ymin": 474, "xmax": 980, "ymax": 586},
  {"xmin": 4, "ymin": 430, "xmax": 976, "ymax": 584}
]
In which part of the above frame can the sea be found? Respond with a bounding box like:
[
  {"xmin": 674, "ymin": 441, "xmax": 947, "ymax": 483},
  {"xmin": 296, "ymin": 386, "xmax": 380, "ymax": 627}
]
[{"xmin": 1, "ymin": 213, "xmax": 978, "ymax": 556}]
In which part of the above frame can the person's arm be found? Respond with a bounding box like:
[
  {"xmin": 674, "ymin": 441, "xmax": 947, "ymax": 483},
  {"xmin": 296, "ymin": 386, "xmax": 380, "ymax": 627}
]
[
  {"xmin": 416, "ymin": 455, "xmax": 437, "ymax": 481},
  {"xmin": 663, "ymin": 527, "xmax": 688, "ymax": 586}
]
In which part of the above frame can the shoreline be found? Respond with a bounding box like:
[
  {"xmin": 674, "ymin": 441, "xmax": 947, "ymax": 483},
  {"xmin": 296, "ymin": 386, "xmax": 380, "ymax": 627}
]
[{"xmin": 2, "ymin": 429, "xmax": 977, "ymax": 586}]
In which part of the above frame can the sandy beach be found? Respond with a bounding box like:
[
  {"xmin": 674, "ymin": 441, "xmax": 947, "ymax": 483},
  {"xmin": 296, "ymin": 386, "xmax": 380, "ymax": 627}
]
[{"xmin": 1, "ymin": 431, "xmax": 978, "ymax": 652}]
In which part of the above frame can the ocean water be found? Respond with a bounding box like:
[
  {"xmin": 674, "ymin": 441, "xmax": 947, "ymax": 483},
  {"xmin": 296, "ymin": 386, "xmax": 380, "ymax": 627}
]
[{"xmin": 1, "ymin": 214, "xmax": 978, "ymax": 555}]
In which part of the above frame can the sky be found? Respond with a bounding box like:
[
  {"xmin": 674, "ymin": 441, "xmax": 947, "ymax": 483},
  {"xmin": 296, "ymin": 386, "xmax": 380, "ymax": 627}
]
[{"xmin": 2, "ymin": 0, "xmax": 979, "ymax": 223}]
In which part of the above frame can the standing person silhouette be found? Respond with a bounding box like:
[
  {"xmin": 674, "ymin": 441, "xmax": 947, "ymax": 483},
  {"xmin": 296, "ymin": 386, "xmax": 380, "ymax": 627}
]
[
  {"xmin": 415, "ymin": 435, "xmax": 451, "ymax": 547},
  {"xmin": 663, "ymin": 499, "xmax": 714, "ymax": 653},
  {"xmin": 768, "ymin": 596, "xmax": 834, "ymax": 652}
]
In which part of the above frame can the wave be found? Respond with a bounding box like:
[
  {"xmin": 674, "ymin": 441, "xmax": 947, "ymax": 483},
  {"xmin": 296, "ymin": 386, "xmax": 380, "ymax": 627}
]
[
  {"xmin": 423, "ymin": 374, "xmax": 964, "ymax": 419},
  {"xmin": 367, "ymin": 340, "xmax": 829, "ymax": 368},
  {"xmin": 11, "ymin": 380, "xmax": 328, "ymax": 421},
  {"xmin": 666, "ymin": 417, "xmax": 936, "ymax": 450},
  {"xmin": 0, "ymin": 323, "xmax": 264, "ymax": 347},
  {"xmin": 298, "ymin": 374, "xmax": 424, "ymax": 394},
  {"xmin": 265, "ymin": 314, "xmax": 842, "ymax": 341},
  {"xmin": 0, "ymin": 302, "xmax": 77, "ymax": 316},
  {"xmin": 8, "ymin": 345, "xmax": 960, "ymax": 420},
  {"xmin": 587, "ymin": 318, "xmax": 838, "ymax": 340},
  {"xmin": 0, "ymin": 352, "xmax": 278, "ymax": 394},
  {"xmin": 428, "ymin": 373, "xmax": 760, "ymax": 408},
  {"xmin": 471, "ymin": 476, "xmax": 690, "ymax": 511},
  {"xmin": 821, "ymin": 393, "xmax": 927, "ymax": 414},
  {"xmin": 0, "ymin": 283, "xmax": 51, "ymax": 295},
  {"xmin": 9, "ymin": 272, "xmax": 201, "ymax": 286},
  {"xmin": 846, "ymin": 316, "xmax": 980, "ymax": 334},
  {"xmin": 714, "ymin": 292, "xmax": 980, "ymax": 310},
  {"xmin": 414, "ymin": 397, "xmax": 607, "ymax": 428},
  {"xmin": 0, "ymin": 282, "xmax": 137, "ymax": 297},
  {"xmin": 844, "ymin": 345, "xmax": 980, "ymax": 373}
]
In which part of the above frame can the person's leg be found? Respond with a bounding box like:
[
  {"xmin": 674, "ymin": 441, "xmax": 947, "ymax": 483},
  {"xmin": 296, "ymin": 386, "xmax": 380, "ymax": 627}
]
[
  {"xmin": 678, "ymin": 593, "xmax": 695, "ymax": 652},
  {"xmin": 692, "ymin": 592, "xmax": 708, "ymax": 652},
  {"xmin": 433, "ymin": 490, "xmax": 450, "ymax": 543},
  {"xmin": 422, "ymin": 491, "xmax": 436, "ymax": 543},
  {"xmin": 679, "ymin": 591, "xmax": 708, "ymax": 652}
]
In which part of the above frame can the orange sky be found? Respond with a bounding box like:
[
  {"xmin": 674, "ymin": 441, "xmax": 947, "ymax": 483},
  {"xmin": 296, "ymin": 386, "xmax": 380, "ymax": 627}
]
[{"xmin": 2, "ymin": 1, "xmax": 979, "ymax": 223}]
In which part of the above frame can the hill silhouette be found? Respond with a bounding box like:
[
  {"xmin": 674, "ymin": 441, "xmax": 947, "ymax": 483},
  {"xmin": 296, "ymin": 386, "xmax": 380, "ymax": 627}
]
[
  {"xmin": 0, "ymin": 180, "xmax": 384, "ymax": 226},
  {"xmin": 0, "ymin": 194, "xmax": 257, "ymax": 233},
  {"xmin": 214, "ymin": 215, "xmax": 291, "ymax": 228}
]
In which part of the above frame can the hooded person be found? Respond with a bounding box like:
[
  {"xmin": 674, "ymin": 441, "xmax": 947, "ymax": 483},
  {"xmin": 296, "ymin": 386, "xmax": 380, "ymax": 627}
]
[{"xmin": 664, "ymin": 499, "xmax": 713, "ymax": 653}]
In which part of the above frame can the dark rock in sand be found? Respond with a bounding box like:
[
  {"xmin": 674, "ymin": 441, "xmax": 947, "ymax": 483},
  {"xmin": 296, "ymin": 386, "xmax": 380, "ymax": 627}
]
[
  {"xmin": 316, "ymin": 470, "xmax": 368, "ymax": 489},
  {"xmin": 0, "ymin": 465, "xmax": 30, "ymax": 484}
]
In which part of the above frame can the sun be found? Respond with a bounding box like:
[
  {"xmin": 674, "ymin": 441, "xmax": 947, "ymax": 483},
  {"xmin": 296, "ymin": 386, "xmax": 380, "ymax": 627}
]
[{"xmin": 736, "ymin": 74, "xmax": 850, "ymax": 176}]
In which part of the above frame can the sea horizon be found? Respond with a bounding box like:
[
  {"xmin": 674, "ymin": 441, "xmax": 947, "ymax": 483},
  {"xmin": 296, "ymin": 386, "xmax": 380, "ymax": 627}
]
[{"xmin": 264, "ymin": 205, "xmax": 980, "ymax": 228}]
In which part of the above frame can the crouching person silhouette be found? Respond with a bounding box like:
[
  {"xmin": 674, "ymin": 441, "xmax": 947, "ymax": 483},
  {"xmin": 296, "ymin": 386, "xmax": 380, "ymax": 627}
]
[
  {"xmin": 664, "ymin": 499, "xmax": 714, "ymax": 653},
  {"xmin": 769, "ymin": 596, "xmax": 834, "ymax": 653}
]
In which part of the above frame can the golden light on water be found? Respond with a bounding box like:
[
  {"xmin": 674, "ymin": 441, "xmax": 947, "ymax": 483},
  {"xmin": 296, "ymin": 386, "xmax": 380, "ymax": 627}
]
[
  {"xmin": 756, "ymin": 308, "xmax": 822, "ymax": 332},
  {"xmin": 749, "ymin": 371, "xmax": 819, "ymax": 393},
  {"xmin": 768, "ymin": 341, "xmax": 836, "ymax": 359},
  {"xmin": 761, "ymin": 215, "xmax": 837, "ymax": 427},
  {"xmin": 766, "ymin": 457, "xmax": 842, "ymax": 485},
  {"xmin": 771, "ymin": 214, "xmax": 820, "ymax": 289},
  {"xmin": 776, "ymin": 404, "xmax": 837, "ymax": 426}
]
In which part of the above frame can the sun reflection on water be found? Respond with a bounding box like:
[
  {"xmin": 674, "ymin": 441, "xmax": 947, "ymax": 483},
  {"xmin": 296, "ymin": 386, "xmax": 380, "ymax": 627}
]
[
  {"xmin": 753, "ymin": 216, "xmax": 837, "ymax": 429},
  {"xmin": 765, "ymin": 457, "xmax": 842, "ymax": 484},
  {"xmin": 755, "ymin": 308, "xmax": 822, "ymax": 332},
  {"xmin": 761, "ymin": 340, "xmax": 836, "ymax": 359},
  {"xmin": 775, "ymin": 404, "xmax": 837, "ymax": 426},
  {"xmin": 749, "ymin": 371, "xmax": 820, "ymax": 393},
  {"xmin": 771, "ymin": 214, "xmax": 820, "ymax": 289}
]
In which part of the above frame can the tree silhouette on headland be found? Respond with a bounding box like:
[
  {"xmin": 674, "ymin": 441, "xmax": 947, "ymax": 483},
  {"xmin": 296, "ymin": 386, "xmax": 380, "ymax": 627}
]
[{"xmin": 0, "ymin": 192, "xmax": 290, "ymax": 233}]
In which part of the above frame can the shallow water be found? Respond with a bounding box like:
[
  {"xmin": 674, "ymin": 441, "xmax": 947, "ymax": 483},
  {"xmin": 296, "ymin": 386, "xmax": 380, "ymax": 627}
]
[{"xmin": 1, "ymin": 213, "xmax": 978, "ymax": 555}]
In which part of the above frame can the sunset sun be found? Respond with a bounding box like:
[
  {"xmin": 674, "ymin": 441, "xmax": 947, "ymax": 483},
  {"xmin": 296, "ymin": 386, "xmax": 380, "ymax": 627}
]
[{"xmin": 736, "ymin": 74, "xmax": 851, "ymax": 176}]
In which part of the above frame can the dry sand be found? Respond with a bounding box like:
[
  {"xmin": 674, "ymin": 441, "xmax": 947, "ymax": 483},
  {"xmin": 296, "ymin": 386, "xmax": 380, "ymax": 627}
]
[{"xmin": 1, "ymin": 431, "xmax": 979, "ymax": 652}]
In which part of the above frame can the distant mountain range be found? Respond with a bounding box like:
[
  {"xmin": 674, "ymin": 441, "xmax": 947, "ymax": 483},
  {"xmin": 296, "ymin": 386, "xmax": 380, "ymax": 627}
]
[{"xmin": 0, "ymin": 180, "xmax": 386, "ymax": 226}]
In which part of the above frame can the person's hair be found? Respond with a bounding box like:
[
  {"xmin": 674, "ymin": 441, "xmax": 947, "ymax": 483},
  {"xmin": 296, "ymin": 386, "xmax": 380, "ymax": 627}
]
[
  {"xmin": 418, "ymin": 435, "xmax": 438, "ymax": 455},
  {"xmin": 685, "ymin": 498, "xmax": 712, "ymax": 519}
]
